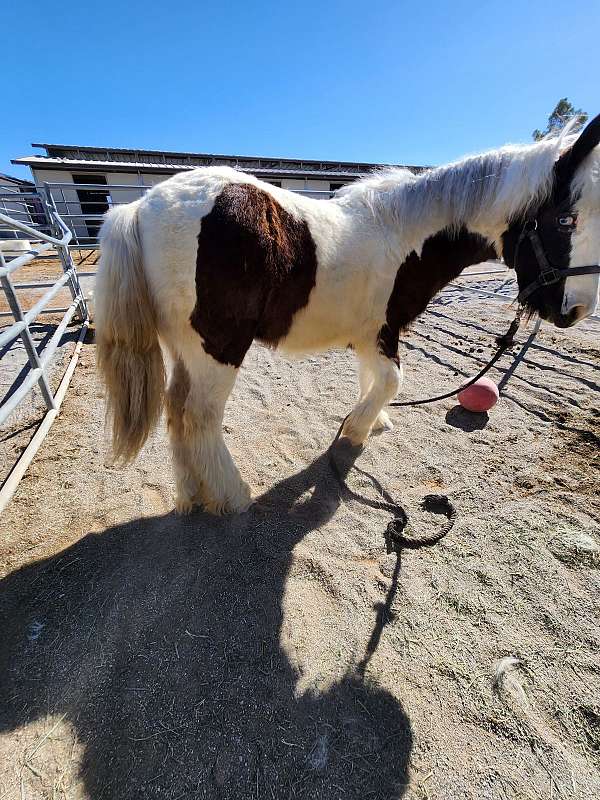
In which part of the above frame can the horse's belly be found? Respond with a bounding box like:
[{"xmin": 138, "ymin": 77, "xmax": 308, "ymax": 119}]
[
  {"xmin": 276, "ymin": 318, "xmax": 350, "ymax": 354},
  {"xmin": 275, "ymin": 293, "xmax": 378, "ymax": 355}
]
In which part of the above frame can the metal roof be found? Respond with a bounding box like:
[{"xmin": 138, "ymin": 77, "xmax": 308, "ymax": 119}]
[
  {"xmin": 0, "ymin": 172, "xmax": 34, "ymax": 187},
  {"xmin": 12, "ymin": 156, "xmax": 379, "ymax": 180},
  {"xmin": 29, "ymin": 141, "xmax": 414, "ymax": 169},
  {"xmin": 13, "ymin": 143, "xmax": 426, "ymax": 180}
]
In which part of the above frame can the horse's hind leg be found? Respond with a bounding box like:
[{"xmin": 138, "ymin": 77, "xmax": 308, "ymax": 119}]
[
  {"xmin": 343, "ymin": 348, "xmax": 402, "ymax": 445},
  {"xmin": 165, "ymin": 340, "xmax": 251, "ymax": 515},
  {"xmin": 165, "ymin": 359, "xmax": 203, "ymax": 513}
]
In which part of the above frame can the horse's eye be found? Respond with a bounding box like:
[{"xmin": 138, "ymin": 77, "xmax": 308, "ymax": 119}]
[{"xmin": 558, "ymin": 215, "xmax": 576, "ymax": 227}]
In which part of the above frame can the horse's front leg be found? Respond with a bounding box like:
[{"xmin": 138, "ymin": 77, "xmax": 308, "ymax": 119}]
[
  {"xmin": 343, "ymin": 349, "xmax": 403, "ymax": 446},
  {"xmin": 166, "ymin": 342, "xmax": 252, "ymax": 515},
  {"xmin": 357, "ymin": 359, "xmax": 395, "ymax": 432}
]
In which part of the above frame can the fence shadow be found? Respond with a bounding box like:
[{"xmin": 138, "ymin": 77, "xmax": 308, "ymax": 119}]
[
  {"xmin": 0, "ymin": 443, "xmax": 412, "ymax": 799},
  {"xmin": 0, "ymin": 322, "xmax": 81, "ymax": 406}
]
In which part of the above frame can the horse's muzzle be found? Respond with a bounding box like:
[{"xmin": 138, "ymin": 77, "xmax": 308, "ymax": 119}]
[{"xmin": 548, "ymin": 305, "xmax": 588, "ymax": 328}]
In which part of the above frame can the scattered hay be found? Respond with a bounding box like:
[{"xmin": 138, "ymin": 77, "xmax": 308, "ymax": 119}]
[
  {"xmin": 493, "ymin": 657, "xmax": 529, "ymax": 711},
  {"xmin": 548, "ymin": 526, "xmax": 600, "ymax": 568}
]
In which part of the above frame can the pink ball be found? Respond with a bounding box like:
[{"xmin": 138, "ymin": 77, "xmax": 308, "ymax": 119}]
[{"xmin": 457, "ymin": 377, "xmax": 499, "ymax": 412}]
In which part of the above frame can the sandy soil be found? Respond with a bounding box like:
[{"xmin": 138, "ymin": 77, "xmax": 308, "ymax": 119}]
[
  {"xmin": 0, "ymin": 250, "xmax": 97, "ymax": 315},
  {"xmin": 0, "ymin": 278, "xmax": 598, "ymax": 799}
]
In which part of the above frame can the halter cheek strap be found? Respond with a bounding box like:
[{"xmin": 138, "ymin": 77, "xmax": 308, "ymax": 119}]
[{"xmin": 513, "ymin": 215, "xmax": 600, "ymax": 304}]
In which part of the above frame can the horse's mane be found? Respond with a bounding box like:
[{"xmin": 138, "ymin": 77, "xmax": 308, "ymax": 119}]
[{"xmin": 337, "ymin": 122, "xmax": 580, "ymax": 235}]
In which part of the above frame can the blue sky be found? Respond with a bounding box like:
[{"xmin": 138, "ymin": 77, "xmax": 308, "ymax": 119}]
[{"xmin": 3, "ymin": 0, "xmax": 598, "ymax": 179}]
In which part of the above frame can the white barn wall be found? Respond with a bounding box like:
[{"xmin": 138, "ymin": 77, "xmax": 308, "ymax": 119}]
[
  {"xmin": 281, "ymin": 178, "xmax": 332, "ymax": 192},
  {"xmin": 104, "ymin": 173, "xmax": 147, "ymax": 205}
]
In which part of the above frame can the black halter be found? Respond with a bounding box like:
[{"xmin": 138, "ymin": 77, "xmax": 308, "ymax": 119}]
[{"xmin": 513, "ymin": 213, "xmax": 600, "ymax": 303}]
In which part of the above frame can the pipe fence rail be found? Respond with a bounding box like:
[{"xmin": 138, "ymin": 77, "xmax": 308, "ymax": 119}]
[
  {"xmin": 43, "ymin": 181, "xmax": 335, "ymax": 247},
  {"xmin": 3, "ymin": 181, "xmax": 339, "ymax": 249},
  {"xmin": 0, "ymin": 190, "xmax": 52, "ymax": 241},
  {"xmin": 0, "ymin": 194, "xmax": 89, "ymax": 512}
]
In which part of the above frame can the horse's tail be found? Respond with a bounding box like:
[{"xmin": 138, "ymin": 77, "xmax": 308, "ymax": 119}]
[{"xmin": 95, "ymin": 201, "xmax": 165, "ymax": 464}]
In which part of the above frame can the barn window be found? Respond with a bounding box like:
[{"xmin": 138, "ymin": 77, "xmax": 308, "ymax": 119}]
[{"xmin": 72, "ymin": 174, "xmax": 110, "ymax": 241}]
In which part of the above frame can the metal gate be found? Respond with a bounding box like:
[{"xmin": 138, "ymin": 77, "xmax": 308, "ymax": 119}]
[{"xmin": 0, "ymin": 191, "xmax": 89, "ymax": 512}]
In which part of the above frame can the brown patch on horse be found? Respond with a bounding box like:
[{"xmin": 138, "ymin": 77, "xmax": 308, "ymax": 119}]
[
  {"xmin": 191, "ymin": 183, "xmax": 318, "ymax": 366},
  {"xmin": 378, "ymin": 226, "xmax": 496, "ymax": 360}
]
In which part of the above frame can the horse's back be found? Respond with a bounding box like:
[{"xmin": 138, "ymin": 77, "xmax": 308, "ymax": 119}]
[{"xmin": 137, "ymin": 167, "xmax": 255, "ymax": 329}]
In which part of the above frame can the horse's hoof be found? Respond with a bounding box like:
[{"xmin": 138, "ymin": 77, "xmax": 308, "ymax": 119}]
[
  {"xmin": 202, "ymin": 498, "xmax": 253, "ymax": 516},
  {"xmin": 341, "ymin": 421, "xmax": 369, "ymax": 447},
  {"xmin": 234, "ymin": 495, "xmax": 255, "ymax": 514},
  {"xmin": 372, "ymin": 411, "xmax": 394, "ymax": 432},
  {"xmin": 226, "ymin": 481, "xmax": 253, "ymax": 514},
  {"xmin": 175, "ymin": 494, "xmax": 195, "ymax": 515},
  {"xmin": 202, "ymin": 482, "xmax": 253, "ymax": 516}
]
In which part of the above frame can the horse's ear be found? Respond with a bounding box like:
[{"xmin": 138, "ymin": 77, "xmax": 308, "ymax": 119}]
[{"xmin": 554, "ymin": 113, "xmax": 600, "ymax": 188}]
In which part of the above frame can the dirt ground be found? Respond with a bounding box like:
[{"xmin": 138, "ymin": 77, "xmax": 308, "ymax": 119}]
[
  {"xmin": 0, "ymin": 250, "xmax": 98, "ymax": 315},
  {"xmin": 0, "ymin": 276, "xmax": 598, "ymax": 800}
]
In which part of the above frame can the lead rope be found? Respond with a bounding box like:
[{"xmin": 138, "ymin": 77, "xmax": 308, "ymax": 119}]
[
  {"xmin": 328, "ymin": 308, "xmax": 527, "ymax": 549},
  {"xmin": 390, "ymin": 306, "xmax": 524, "ymax": 408}
]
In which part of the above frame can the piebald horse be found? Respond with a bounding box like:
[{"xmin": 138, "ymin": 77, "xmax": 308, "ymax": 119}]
[{"xmin": 96, "ymin": 115, "xmax": 600, "ymax": 514}]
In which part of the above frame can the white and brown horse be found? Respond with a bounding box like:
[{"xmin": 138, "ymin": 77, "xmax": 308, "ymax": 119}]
[{"xmin": 95, "ymin": 115, "xmax": 600, "ymax": 514}]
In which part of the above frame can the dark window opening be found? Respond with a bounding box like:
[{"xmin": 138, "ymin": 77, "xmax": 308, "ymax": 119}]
[
  {"xmin": 330, "ymin": 182, "xmax": 346, "ymax": 192},
  {"xmin": 72, "ymin": 173, "xmax": 110, "ymax": 241}
]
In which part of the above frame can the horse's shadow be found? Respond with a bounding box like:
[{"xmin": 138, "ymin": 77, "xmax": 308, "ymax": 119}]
[{"xmin": 0, "ymin": 443, "xmax": 412, "ymax": 799}]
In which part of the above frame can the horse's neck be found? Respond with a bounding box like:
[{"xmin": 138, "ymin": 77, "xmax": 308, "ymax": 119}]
[{"xmin": 388, "ymin": 225, "xmax": 497, "ymax": 331}]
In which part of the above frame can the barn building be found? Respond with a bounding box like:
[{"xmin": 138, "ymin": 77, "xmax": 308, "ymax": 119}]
[{"xmin": 12, "ymin": 143, "xmax": 425, "ymax": 244}]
